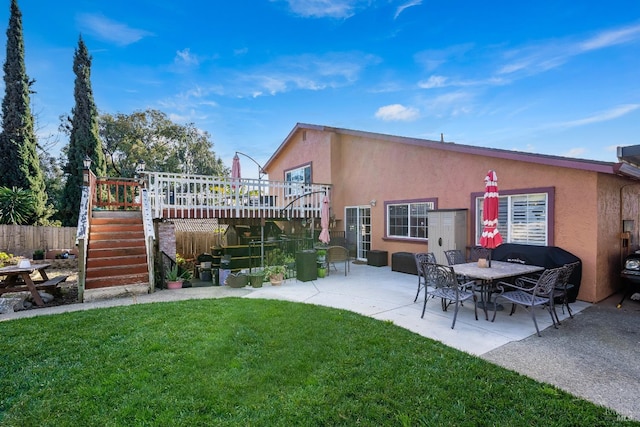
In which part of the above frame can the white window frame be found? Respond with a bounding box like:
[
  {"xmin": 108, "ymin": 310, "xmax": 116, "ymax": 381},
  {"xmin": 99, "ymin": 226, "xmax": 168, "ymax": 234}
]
[
  {"xmin": 386, "ymin": 200, "xmax": 436, "ymax": 240},
  {"xmin": 285, "ymin": 164, "xmax": 311, "ymax": 197},
  {"xmin": 475, "ymin": 191, "xmax": 550, "ymax": 246}
]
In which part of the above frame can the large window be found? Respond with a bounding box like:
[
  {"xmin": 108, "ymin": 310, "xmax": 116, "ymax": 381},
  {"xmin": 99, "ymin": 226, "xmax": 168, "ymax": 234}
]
[
  {"xmin": 476, "ymin": 191, "xmax": 550, "ymax": 246},
  {"xmin": 386, "ymin": 200, "xmax": 436, "ymax": 240},
  {"xmin": 285, "ymin": 164, "xmax": 311, "ymax": 196}
]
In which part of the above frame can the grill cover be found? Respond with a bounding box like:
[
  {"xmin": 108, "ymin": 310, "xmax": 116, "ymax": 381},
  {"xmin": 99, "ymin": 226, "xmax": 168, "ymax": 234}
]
[{"xmin": 491, "ymin": 243, "xmax": 582, "ymax": 302}]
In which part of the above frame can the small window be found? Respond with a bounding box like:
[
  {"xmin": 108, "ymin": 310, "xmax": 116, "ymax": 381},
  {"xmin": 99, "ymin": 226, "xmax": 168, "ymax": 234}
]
[
  {"xmin": 285, "ymin": 164, "xmax": 311, "ymax": 196},
  {"xmin": 476, "ymin": 191, "xmax": 550, "ymax": 246},
  {"xmin": 386, "ymin": 200, "xmax": 436, "ymax": 240}
]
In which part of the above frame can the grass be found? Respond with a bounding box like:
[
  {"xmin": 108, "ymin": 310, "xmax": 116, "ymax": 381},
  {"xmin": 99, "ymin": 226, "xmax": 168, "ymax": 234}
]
[{"xmin": 0, "ymin": 298, "xmax": 634, "ymax": 426}]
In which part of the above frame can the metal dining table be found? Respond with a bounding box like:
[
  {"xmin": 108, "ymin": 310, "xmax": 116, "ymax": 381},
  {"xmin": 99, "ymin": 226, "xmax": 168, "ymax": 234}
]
[{"xmin": 452, "ymin": 261, "xmax": 545, "ymax": 319}]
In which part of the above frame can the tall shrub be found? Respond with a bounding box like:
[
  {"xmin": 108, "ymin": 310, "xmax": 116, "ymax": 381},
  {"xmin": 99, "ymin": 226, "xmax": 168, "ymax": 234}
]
[
  {"xmin": 60, "ymin": 36, "xmax": 106, "ymax": 226},
  {"xmin": 0, "ymin": 0, "xmax": 47, "ymax": 224}
]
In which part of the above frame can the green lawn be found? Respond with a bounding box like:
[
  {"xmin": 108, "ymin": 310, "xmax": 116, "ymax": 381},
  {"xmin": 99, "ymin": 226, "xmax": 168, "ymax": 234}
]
[{"xmin": 0, "ymin": 298, "xmax": 633, "ymax": 426}]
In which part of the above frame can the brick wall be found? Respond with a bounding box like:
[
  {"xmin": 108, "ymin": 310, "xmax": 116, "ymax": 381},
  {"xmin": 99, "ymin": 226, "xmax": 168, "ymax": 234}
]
[{"xmin": 156, "ymin": 220, "xmax": 176, "ymax": 261}]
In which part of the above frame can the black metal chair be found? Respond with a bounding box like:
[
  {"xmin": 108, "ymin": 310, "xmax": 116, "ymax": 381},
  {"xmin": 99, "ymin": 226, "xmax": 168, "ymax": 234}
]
[
  {"xmin": 493, "ymin": 267, "xmax": 563, "ymax": 337},
  {"xmin": 413, "ymin": 252, "xmax": 436, "ymax": 302},
  {"xmin": 419, "ymin": 261, "xmax": 478, "ymax": 329},
  {"xmin": 551, "ymin": 261, "xmax": 580, "ymax": 324},
  {"xmin": 469, "ymin": 246, "xmax": 491, "ymax": 263},
  {"xmin": 444, "ymin": 249, "xmax": 466, "ymax": 265}
]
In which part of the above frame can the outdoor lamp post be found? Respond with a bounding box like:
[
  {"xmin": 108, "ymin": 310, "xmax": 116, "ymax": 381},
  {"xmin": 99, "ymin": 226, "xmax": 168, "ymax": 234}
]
[
  {"xmin": 135, "ymin": 159, "xmax": 146, "ymax": 173},
  {"xmin": 82, "ymin": 155, "xmax": 92, "ymax": 185}
]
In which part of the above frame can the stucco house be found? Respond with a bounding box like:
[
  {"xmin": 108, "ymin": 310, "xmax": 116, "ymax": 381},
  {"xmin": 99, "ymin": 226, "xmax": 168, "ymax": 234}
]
[{"xmin": 263, "ymin": 123, "xmax": 640, "ymax": 303}]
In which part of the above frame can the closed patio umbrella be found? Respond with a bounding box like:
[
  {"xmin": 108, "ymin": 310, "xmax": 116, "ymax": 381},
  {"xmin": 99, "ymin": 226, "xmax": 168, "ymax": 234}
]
[
  {"xmin": 319, "ymin": 195, "xmax": 330, "ymax": 244},
  {"xmin": 231, "ymin": 154, "xmax": 241, "ymax": 188},
  {"xmin": 479, "ymin": 170, "xmax": 503, "ymax": 265}
]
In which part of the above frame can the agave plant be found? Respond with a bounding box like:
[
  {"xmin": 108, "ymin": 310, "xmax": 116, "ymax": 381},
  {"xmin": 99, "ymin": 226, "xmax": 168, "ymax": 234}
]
[{"xmin": 0, "ymin": 186, "xmax": 36, "ymax": 225}]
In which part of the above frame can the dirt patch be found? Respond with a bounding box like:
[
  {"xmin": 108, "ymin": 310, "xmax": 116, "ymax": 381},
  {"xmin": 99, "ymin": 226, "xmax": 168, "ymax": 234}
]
[{"xmin": 8, "ymin": 267, "xmax": 80, "ymax": 311}]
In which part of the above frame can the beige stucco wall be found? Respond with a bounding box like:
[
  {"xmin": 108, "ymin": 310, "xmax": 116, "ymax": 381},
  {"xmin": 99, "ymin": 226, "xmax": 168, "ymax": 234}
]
[{"xmin": 266, "ymin": 127, "xmax": 638, "ymax": 303}]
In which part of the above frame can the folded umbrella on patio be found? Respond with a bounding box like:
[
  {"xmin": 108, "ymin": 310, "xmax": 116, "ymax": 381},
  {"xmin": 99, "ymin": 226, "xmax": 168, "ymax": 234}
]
[{"xmin": 479, "ymin": 170, "xmax": 503, "ymax": 265}]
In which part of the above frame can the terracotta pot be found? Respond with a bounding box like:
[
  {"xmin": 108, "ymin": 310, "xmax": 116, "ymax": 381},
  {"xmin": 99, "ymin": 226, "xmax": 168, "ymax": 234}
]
[
  {"xmin": 269, "ymin": 273, "xmax": 284, "ymax": 286},
  {"xmin": 167, "ymin": 280, "xmax": 183, "ymax": 289}
]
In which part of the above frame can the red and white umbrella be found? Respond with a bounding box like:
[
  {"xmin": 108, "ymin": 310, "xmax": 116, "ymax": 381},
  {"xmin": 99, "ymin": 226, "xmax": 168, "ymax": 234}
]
[
  {"xmin": 319, "ymin": 195, "xmax": 331, "ymax": 244},
  {"xmin": 479, "ymin": 170, "xmax": 503, "ymax": 252},
  {"xmin": 231, "ymin": 154, "xmax": 241, "ymax": 189}
]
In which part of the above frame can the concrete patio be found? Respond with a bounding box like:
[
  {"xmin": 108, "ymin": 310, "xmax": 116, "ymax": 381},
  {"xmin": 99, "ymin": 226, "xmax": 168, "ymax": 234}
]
[{"xmin": 1, "ymin": 261, "xmax": 589, "ymax": 357}]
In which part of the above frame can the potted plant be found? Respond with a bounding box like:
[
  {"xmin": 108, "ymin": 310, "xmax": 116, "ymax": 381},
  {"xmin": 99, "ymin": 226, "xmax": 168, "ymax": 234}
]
[
  {"xmin": 248, "ymin": 268, "xmax": 265, "ymax": 288},
  {"xmin": 316, "ymin": 249, "xmax": 327, "ymax": 266},
  {"xmin": 32, "ymin": 249, "xmax": 45, "ymax": 260},
  {"xmin": 284, "ymin": 254, "xmax": 296, "ymax": 271},
  {"xmin": 166, "ymin": 266, "xmax": 185, "ymax": 289},
  {"xmin": 264, "ymin": 264, "xmax": 286, "ymax": 286},
  {"xmin": 317, "ymin": 266, "xmax": 327, "ymax": 278}
]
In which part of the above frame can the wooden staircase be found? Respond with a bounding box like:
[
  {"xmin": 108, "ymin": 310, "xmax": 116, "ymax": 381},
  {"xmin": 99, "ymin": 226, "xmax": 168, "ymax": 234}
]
[{"xmin": 86, "ymin": 211, "xmax": 149, "ymax": 289}]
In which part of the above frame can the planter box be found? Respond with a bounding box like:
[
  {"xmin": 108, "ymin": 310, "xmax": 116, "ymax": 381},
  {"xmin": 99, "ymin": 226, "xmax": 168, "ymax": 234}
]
[{"xmin": 367, "ymin": 250, "xmax": 388, "ymax": 267}]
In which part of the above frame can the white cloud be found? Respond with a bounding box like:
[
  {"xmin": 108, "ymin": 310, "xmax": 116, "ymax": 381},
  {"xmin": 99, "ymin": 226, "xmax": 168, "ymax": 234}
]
[
  {"xmin": 273, "ymin": 0, "xmax": 364, "ymax": 19},
  {"xmin": 234, "ymin": 47, "xmax": 249, "ymax": 56},
  {"xmin": 76, "ymin": 13, "xmax": 153, "ymax": 46},
  {"xmin": 229, "ymin": 51, "xmax": 380, "ymax": 97},
  {"xmin": 375, "ymin": 104, "xmax": 420, "ymax": 121},
  {"xmin": 563, "ymin": 147, "xmax": 586, "ymax": 157},
  {"xmin": 418, "ymin": 75, "xmax": 448, "ymax": 89},
  {"xmin": 414, "ymin": 44, "xmax": 475, "ymax": 72},
  {"xmin": 175, "ymin": 48, "xmax": 200, "ymax": 66},
  {"xmin": 551, "ymin": 104, "xmax": 640, "ymax": 129},
  {"xmin": 579, "ymin": 24, "xmax": 640, "ymax": 51},
  {"xmin": 394, "ymin": 0, "xmax": 422, "ymax": 20},
  {"xmin": 418, "ymin": 75, "xmax": 506, "ymax": 89},
  {"xmin": 498, "ymin": 23, "xmax": 640, "ymax": 77}
]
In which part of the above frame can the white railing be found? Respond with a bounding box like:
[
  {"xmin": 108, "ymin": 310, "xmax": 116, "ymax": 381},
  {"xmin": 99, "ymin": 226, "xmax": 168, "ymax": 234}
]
[{"xmin": 143, "ymin": 172, "xmax": 332, "ymax": 219}]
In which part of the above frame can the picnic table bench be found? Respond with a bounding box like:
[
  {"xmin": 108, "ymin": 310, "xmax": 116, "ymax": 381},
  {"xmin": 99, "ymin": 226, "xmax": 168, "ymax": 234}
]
[{"xmin": 0, "ymin": 263, "xmax": 66, "ymax": 306}]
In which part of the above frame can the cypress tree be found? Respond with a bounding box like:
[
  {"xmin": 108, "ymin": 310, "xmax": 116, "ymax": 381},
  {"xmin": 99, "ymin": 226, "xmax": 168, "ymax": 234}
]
[
  {"xmin": 0, "ymin": 0, "xmax": 47, "ymax": 224},
  {"xmin": 60, "ymin": 36, "xmax": 106, "ymax": 226}
]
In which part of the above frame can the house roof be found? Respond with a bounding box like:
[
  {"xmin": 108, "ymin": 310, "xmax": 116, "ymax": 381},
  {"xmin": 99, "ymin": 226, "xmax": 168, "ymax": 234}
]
[{"xmin": 264, "ymin": 122, "xmax": 640, "ymax": 179}]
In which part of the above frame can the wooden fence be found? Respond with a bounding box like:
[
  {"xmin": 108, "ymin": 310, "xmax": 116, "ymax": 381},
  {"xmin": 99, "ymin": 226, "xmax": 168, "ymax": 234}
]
[
  {"xmin": 175, "ymin": 231, "xmax": 224, "ymax": 259},
  {"xmin": 0, "ymin": 225, "xmax": 78, "ymax": 257}
]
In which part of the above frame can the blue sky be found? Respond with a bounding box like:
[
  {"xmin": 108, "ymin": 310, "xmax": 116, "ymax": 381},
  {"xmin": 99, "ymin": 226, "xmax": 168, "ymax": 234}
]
[{"xmin": 3, "ymin": 0, "xmax": 640, "ymax": 177}]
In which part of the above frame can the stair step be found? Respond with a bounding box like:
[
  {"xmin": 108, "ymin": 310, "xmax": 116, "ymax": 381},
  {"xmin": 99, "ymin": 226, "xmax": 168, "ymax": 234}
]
[
  {"xmin": 88, "ymin": 247, "xmax": 147, "ymax": 258},
  {"xmin": 87, "ymin": 264, "xmax": 148, "ymax": 279},
  {"xmin": 85, "ymin": 210, "xmax": 149, "ymax": 290},
  {"xmin": 92, "ymin": 211, "xmax": 142, "ymax": 220},
  {"xmin": 90, "ymin": 224, "xmax": 143, "ymax": 233},
  {"xmin": 90, "ymin": 231, "xmax": 145, "ymax": 241},
  {"xmin": 87, "ymin": 254, "xmax": 147, "ymax": 268},
  {"xmin": 85, "ymin": 273, "xmax": 149, "ymax": 289},
  {"xmin": 89, "ymin": 239, "xmax": 146, "ymax": 250}
]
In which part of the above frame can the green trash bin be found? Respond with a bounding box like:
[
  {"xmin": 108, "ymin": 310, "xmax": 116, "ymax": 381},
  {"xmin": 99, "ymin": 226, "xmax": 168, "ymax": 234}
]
[{"xmin": 296, "ymin": 250, "xmax": 317, "ymax": 282}]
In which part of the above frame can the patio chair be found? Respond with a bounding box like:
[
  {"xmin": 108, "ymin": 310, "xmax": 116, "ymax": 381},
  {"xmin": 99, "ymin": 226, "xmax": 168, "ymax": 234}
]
[
  {"xmin": 326, "ymin": 246, "xmax": 350, "ymax": 276},
  {"xmin": 419, "ymin": 262, "xmax": 478, "ymax": 329},
  {"xmin": 469, "ymin": 246, "xmax": 491, "ymax": 263},
  {"xmin": 444, "ymin": 249, "xmax": 466, "ymax": 265},
  {"xmin": 493, "ymin": 266, "xmax": 563, "ymax": 337},
  {"xmin": 413, "ymin": 252, "xmax": 436, "ymax": 302},
  {"xmin": 551, "ymin": 261, "xmax": 580, "ymax": 324}
]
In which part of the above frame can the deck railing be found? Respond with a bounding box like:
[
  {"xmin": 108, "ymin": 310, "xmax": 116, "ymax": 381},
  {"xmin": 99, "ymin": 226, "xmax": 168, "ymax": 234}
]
[{"xmin": 143, "ymin": 172, "xmax": 332, "ymax": 220}]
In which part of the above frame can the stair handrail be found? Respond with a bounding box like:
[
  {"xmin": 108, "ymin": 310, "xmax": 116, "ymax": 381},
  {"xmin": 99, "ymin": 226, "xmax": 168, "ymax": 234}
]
[
  {"xmin": 75, "ymin": 169, "xmax": 96, "ymax": 303},
  {"xmin": 141, "ymin": 188, "xmax": 156, "ymax": 291}
]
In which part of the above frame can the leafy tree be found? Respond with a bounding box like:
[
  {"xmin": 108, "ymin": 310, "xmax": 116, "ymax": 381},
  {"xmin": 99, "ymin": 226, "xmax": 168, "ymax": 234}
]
[
  {"xmin": 99, "ymin": 109, "xmax": 227, "ymax": 177},
  {"xmin": 59, "ymin": 36, "xmax": 106, "ymax": 226},
  {"xmin": 0, "ymin": 0, "xmax": 47, "ymax": 224},
  {"xmin": 0, "ymin": 186, "xmax": 35, "ymax": 225}
]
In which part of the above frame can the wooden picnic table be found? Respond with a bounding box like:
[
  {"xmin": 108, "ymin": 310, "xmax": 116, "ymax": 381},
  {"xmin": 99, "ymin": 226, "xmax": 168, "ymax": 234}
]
[{"xmin": 0, "ymin": 263, "xmax": 66, "ymax": 307}]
